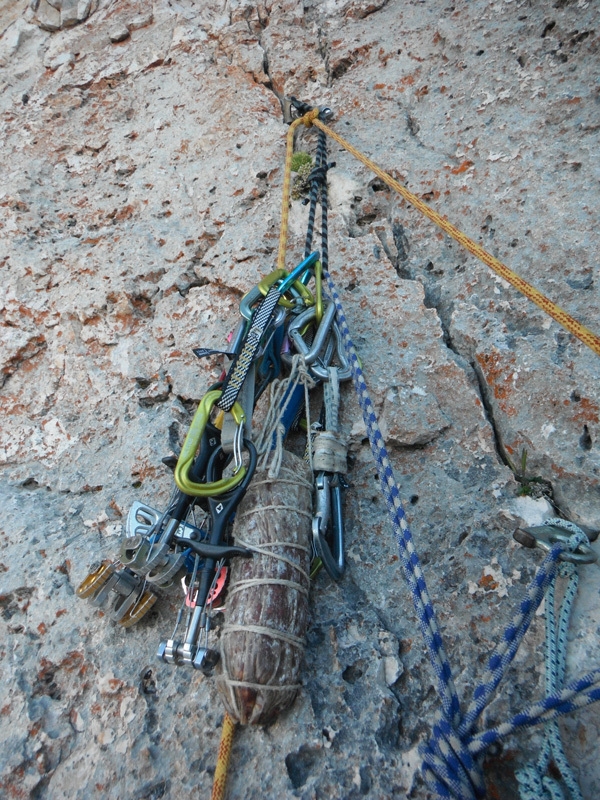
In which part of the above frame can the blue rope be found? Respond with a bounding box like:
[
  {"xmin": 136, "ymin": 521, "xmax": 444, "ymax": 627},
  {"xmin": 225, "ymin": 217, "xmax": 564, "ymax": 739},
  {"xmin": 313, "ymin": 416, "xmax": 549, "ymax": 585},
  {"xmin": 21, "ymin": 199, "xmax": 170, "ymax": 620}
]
[
  {"xmin": 516, "ymin": 519, "xmax": 586, "ymax": 800},
  {"xmin": 322, "ymin": 267, "xmax": 600, "ymax": 799}
]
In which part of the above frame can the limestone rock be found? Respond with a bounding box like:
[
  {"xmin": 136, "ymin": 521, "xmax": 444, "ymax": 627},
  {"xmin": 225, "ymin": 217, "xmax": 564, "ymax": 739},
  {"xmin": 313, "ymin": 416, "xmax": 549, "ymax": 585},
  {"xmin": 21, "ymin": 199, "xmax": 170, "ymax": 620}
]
[
  {"xmin": 127, "ymin": 12, "xmax": 153, "ymax": 32},
  {"xmin": 60, "ymin": 0, "xmax": 79, "ymax": 28},
  {"xmin": 0, "ymin": 0, "xmax": 599, "ymax": 798},
  {"xmin": 34, "ymin": 0, "xmax": 61, "ymax": 31},
  {"xmin": 108, "ymin": 25, "xmax": 129, "ymax": 44},
  {"xmin": 381, "ymin": 385, "xmax": 451, "ymax": 446}
]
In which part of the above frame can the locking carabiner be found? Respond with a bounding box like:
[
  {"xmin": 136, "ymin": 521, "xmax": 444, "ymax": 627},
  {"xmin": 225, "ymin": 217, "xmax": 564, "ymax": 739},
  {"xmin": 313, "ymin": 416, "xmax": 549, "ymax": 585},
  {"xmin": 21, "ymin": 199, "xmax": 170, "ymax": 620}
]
[{"xmin": 174, "ymin": 390, "xmax": 247, "ymax": 497}]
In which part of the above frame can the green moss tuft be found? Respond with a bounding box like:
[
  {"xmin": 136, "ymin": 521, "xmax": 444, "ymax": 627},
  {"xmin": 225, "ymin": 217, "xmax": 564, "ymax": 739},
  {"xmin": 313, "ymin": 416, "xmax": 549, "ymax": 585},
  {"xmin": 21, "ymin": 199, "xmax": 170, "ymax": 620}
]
[{"xmin": 290, "ymin": 151, "xmax": 313, "ymax": 172}]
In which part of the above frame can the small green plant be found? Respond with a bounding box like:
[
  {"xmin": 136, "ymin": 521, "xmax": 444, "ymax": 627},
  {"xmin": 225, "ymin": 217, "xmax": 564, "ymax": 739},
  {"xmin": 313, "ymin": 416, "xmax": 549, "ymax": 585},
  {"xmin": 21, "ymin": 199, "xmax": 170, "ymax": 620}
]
[
  {"xmin": 290, "ymin": 151, "xmax": 313, "ymax": 172},
  {"xmin": 290, "ymin": 152, "xmax": 314, "ymax": 200},
  {"xmin": 505, "ymin": 448, "xmax": 549, "ymax": 497}
]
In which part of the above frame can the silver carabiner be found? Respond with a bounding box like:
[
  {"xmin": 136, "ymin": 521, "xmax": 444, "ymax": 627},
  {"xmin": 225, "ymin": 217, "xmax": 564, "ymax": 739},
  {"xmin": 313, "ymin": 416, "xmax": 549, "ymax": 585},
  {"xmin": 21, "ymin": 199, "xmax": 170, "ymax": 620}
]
[
  {"xmin": 513, "ymin": 524, "xmax": 597, "ymax": 564},
  {"xmin": 312, "ymin": 472, "xmax": 345, "ymax": 580},
  {"xmin": 308, "ymin": 321, "xmax": 351, "ymax": 382},
  {"xmin": 287, "ymin": 303, "xmax": 336, "ymax": 365}
]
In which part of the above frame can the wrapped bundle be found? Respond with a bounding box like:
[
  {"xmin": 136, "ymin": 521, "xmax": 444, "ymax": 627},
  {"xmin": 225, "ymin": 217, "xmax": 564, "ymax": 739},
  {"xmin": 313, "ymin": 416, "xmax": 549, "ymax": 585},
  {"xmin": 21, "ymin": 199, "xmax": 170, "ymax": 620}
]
[{"xmin": 217, "ymin": 450, "xmax": 312, "ymax": 725}]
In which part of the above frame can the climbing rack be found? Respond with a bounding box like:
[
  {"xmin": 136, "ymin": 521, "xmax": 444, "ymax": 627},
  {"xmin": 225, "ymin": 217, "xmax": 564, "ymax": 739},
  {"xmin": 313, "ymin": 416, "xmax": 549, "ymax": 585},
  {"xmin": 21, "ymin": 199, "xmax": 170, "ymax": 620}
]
[
  {"xmin": 76, "ymin": 97, "xmax": 600, "ymax": 800},
  {"xmin": 77, "ymin": 246, "xmax": 350, "ymax": 674}
]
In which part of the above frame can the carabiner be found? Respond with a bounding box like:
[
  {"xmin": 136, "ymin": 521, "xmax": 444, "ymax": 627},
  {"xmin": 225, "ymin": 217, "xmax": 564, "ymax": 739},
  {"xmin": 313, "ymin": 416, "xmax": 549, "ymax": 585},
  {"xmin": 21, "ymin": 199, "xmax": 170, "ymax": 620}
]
[
  {"xmin": 314, "ymin": 259, "xmax": 323, "ymax": 325},
  {"xmin": 287, "ymin": 302, "xmax": 336, "ymax": 365},
  {"xmin": 240, "ymin": 285, "xmax": 291, "ymax": 322},
  {"xmin": 309, "ymin": 321, "xmax": 352, "ymax": 382},
  {"xmin": 280, "ymin": 251, "xmax": 319, "ymax": 290},
  {"xmin": 174, "ymin": 390, "xmax": 247, "ymax": 497},
  {"xmin": 513, "ymin": 524, "xmax": 597, "ymax": 564},
  {"xmin": 258, "ymin": 267, "xmax": 314, "ymax": 309},
  {"xmin": 312, "ymin": 472, "xmax": 345, "ymax": 580}
]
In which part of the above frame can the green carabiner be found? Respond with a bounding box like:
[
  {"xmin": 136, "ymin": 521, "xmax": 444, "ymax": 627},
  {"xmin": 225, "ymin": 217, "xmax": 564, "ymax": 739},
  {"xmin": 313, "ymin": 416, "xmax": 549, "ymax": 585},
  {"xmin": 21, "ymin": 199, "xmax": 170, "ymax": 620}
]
[
  {"xmin": 258, "ymin": 268, "xmax": 314, "ymax": 309},
  {"xmin": 314, "ymin": 260, "xmax": 323, "ymax": 325},
  {"xmin": 174, "ymin": 390, "xmax": 246, "ymax": 497}
]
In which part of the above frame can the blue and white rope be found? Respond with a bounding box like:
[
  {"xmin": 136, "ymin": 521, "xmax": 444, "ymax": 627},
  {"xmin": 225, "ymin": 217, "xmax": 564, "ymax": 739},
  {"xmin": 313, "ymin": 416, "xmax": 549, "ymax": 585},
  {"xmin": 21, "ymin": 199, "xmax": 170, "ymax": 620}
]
[{"xmin": 322, "ymin": 266, "xmax": 600, "ymax": 799}]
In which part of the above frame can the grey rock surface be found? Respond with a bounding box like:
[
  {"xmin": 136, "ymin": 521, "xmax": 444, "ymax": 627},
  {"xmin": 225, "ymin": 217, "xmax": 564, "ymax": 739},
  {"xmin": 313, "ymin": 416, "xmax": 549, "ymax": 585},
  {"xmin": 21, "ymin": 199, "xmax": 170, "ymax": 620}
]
[{"xmin": 0, "ymin": 1, "xmax": 599, "ymax": 799}]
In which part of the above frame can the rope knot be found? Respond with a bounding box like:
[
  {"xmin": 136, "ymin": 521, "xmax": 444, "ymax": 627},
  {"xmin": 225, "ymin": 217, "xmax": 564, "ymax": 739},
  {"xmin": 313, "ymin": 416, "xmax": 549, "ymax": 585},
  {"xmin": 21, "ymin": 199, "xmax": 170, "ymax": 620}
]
[
  {"xmin": 420, "ymin": 716, "xmax": 486, "ymax": 800},
  {"xmin": 301, "ymin": 108, "xmax": 320, "ymax": 127}
]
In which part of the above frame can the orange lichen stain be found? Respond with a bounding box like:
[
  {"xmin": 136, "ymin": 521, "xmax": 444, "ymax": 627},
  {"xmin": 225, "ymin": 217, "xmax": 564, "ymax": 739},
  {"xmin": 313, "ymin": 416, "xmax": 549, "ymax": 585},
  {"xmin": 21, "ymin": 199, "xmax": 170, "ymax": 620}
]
[
  {"xmin": 401, "ymin": 74, "xmax": 416, "ymax": 86},
  {"xmin": 374, "ymin": 83, "xmax": 386, "ymax": 89},
  {"xmin": 475, "ymin": 351, "xmax": 517, "ymax": 415},
  {"xmin": 114, "ymin": 205, "xmax": 135, "ymax": 222},
  {"xmin": 449, "ymin": 160, "xmax": 474, "ymax": 174},
  {"xmin": 478, "ymin": 574, "xmax": 498, "ymax": 591},
  {"xmin": 108, "ymin": 499, "xmax": 122, "ymax": 517},
  {"xmin": 61, "ymin": 651, "xmax": 85, "ymax": 673},
  {"xmin": 480, "ymin": 615, "xmax": 492, "ymax": 623},
  {"xmin": 572, "ymin": 398, "xmax": 599, "ymax": 424},
  {"xmin": 550, "ymin": 463, "xmax": 571, "ymax": 479},
  {"xmin": 165, "ymin": 251, "xmax": 184, "ymax": 263},
  {"xmin": 55, "ymin": 609, "xmax": 67, "ymax": 618},
  {"xmin": 1, "ymin": 704, "xmax": 10, "ymax": 716},
  {"xmin": 131, "ymin": 461, "xmax": 160, "ymax": 483},
  {"xmin": 37, "ymin": 623, "xmax": 47, "ymax": 635}
]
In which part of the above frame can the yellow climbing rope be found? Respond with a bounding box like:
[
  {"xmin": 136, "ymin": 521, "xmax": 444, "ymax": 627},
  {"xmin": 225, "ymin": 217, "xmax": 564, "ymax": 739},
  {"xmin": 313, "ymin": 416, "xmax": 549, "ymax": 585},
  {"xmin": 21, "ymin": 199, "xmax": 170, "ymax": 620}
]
[
  {"xmin": 211, "ymin": 713, "xmax": 237, "ymax": 800},
  {"xmin": 280, "ymin": 109, "xmax": 600, "ymax": 359}
]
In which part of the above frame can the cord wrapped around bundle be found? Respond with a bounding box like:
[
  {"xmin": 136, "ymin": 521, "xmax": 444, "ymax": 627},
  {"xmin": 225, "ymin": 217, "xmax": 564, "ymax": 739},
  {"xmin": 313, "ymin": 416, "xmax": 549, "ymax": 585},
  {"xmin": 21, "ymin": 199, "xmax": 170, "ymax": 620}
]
[{"xmin": 216, "ymin": 449, "xmax": 312, "ymax": 725}]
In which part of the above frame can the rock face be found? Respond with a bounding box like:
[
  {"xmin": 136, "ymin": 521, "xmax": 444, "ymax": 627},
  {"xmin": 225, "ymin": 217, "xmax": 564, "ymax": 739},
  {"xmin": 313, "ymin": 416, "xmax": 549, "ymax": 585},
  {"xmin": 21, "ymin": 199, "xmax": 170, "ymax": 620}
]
[
  {"xmin": 0, "ymin": 1, "xmax": 599, "ymax": 799},
  {"xmin": 27, "ymin": 0, "xmax": 99, "ymax": 31}
]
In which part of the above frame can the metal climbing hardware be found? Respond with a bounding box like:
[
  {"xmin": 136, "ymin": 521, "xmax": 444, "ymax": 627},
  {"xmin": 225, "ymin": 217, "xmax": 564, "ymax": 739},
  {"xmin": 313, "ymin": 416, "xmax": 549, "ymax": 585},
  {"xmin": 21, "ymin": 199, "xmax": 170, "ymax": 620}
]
[
  {"xmin": 158, "ymin": 442, "xmax": 258, "ymax": 673},
  {"xmin": 310, "ymin": 366, "xmax": 348, "ymax": 580},
  {"xmin": 174, "ymin": 390, "xmax": 247, "ymax": 497},
  {"xmin": 76, "ymin": 241, "xmax": 345, "ymax": 690},
  {"xmin": 512, "ymin": 518, "xmax": 596, "ymax": 800},
  {"xmin": 513, "ymin": 523, "xmax": 597, "ymax": 564},
  {"xmin": 72, "ymin": 95, "xmax": 600, "ymax": 800},
  {"xmin": 312, "ymin": 472, "xmax": 346, "ymax": 581}
]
